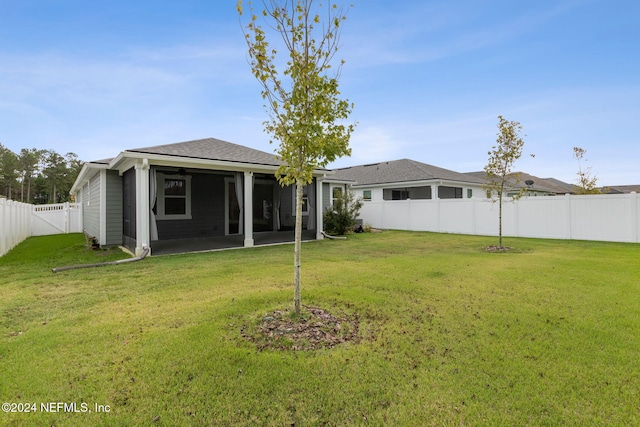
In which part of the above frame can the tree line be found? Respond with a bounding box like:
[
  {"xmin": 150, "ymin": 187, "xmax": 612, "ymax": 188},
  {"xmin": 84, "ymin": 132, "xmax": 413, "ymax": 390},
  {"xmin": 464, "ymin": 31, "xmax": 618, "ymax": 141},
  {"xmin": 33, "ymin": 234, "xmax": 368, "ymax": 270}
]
[{"xmin": 0, "ymin": 143, "xmax": 83, "ymax": 204}]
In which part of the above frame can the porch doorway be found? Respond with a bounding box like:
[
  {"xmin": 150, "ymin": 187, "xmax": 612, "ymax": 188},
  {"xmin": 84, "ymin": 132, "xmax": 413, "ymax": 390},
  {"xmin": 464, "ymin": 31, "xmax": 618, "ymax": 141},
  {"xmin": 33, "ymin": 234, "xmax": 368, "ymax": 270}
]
[
  {"xmin": 226, "ymin": 179, "xmax": 241, "ymax": 235},
  {"xmin": 253, "ymin": 180, "xmax": 275, "ymax": 232},
  {"xmin": 225, "ymin": 177, "xmax": 279, "ymax": 235}
]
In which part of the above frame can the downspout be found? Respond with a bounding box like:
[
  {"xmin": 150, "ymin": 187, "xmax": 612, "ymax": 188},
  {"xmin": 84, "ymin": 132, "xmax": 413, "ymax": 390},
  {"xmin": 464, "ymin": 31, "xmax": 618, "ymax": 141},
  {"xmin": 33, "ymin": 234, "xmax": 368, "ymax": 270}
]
[
  {"xmin": 52, "ymin": 247, "xmax": 150, "ymax": 273},
  {"xmin": 320, "ymin": 231, "xmax": 347, "ymax": 240}
]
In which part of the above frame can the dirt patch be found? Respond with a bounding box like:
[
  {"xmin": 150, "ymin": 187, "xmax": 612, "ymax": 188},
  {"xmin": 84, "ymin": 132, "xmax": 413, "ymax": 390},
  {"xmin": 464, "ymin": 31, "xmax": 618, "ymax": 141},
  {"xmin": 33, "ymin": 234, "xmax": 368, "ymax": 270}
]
[{"xmin": 242, "ymin": 305, "xmax": 360, "ymax": 351}]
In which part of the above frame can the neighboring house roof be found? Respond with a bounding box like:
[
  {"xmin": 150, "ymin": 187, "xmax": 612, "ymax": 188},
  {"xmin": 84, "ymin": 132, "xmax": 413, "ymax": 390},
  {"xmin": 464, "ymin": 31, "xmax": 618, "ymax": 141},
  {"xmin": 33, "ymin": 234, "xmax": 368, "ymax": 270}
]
[
  {"xmin": 605, "ymin": 185, "xmax": 640, "ymax": 194},
  {"xmin": 332, "ymin": 159, "xmax": 487, "ymax": 186},
  {"xmin": 540, "ymin": 177, "xmax": 577, "ymax": 194},
  {"xmin": 126, "ymin": 137, "xmax": 282, "ymax": 168},
  {"xmin": 464, "ymin": 171, "xmax": 576, "ymax": 195}
]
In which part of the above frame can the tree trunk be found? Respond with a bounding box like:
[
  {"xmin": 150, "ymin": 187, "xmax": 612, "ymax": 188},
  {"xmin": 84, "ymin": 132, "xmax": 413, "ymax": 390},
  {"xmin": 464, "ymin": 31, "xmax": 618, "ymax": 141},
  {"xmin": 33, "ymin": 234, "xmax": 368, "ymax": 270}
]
[
  {"xmin": 498, "ymin": 192, "xmax": 503, "ymax": 248},
  {"xmin": 294, "ymin": 178, "xmax": 304, "ymax": 316}
]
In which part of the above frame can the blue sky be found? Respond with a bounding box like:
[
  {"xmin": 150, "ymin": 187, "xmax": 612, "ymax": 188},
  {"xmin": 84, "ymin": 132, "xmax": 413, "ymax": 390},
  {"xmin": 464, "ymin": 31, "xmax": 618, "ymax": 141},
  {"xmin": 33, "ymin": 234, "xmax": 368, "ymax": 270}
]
[{"xmin": 1, "ymin": 0, "xmax": 638, "ymax": 185}]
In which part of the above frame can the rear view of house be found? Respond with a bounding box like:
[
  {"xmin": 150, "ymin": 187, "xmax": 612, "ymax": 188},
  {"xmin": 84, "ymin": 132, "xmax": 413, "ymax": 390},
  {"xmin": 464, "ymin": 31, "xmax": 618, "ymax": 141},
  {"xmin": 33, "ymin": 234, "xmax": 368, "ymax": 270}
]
[{"xmin": 70, "ymin": 138, "xmax": 331, "ymax": 256}]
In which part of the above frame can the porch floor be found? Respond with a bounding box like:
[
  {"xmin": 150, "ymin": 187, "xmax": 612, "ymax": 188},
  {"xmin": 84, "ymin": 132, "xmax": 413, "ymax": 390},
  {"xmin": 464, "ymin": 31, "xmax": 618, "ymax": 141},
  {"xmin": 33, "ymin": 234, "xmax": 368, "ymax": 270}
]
[{"xmin": 150, "ymin": 230, "xmax": 317, "ymax": 256}]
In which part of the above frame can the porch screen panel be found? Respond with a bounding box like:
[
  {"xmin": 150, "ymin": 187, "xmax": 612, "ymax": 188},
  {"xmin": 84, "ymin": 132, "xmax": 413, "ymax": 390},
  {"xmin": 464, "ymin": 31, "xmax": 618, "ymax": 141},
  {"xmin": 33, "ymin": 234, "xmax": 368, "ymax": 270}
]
[
  {"xmin": 234, "ymin": 172, "xmax": 244, "ymax": 234},
  {"xmin": 150, "ymin": 167, "xmax": 158, "ymax": 240},
  {"xmin": 274, "ymin": 184, "xmax": 281, "ymax": 231},
  {"xmin": 307, "ymin": 182, "xmax": 315, "ymax": 230}
]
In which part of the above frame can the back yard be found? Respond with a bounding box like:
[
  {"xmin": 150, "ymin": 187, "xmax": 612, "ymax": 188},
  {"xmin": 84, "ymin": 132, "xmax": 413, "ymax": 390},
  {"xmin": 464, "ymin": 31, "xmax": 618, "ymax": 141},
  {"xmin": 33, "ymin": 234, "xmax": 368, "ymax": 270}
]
[{"xmin": 1, "ymin": 232, "xmax": 638, "ymax": 426}]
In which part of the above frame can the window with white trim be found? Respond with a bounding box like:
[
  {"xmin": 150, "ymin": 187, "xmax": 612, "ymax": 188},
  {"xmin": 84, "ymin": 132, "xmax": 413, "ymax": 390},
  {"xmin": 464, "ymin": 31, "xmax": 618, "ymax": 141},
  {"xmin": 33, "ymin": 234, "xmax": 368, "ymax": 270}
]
[
  {"xmin": 331, "ymin": 186, "xmax": 343, "ymax": 209},
  {"xmin": 156, "ymin": 173, "xmax": 192, "ymax": 220},
  {"xmin": 362, "ymin": 190, "xmax": 372, "ymax": 201}
]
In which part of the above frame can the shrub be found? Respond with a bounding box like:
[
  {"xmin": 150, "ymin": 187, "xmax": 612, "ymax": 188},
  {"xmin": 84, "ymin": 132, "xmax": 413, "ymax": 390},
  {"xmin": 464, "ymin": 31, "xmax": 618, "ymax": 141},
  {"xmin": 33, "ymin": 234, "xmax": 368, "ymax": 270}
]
[{"xmin": 323, "ymin": 190, "xmax": 363, "ymax": 235}]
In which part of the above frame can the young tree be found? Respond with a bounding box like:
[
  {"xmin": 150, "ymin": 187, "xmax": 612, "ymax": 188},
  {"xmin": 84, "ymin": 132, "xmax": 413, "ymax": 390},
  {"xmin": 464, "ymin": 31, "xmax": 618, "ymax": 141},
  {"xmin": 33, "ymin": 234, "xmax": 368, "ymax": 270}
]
[
  {"xmin": 573, "ymin": 146, "xmax": 601, "ymax": 194},
  {"xmin": 484, "ymin": 116, "xmax": 527, "ymax": 249},
  {"xmin": 238, "ymin": 0, "xmax": 356, "ymax": 315}
]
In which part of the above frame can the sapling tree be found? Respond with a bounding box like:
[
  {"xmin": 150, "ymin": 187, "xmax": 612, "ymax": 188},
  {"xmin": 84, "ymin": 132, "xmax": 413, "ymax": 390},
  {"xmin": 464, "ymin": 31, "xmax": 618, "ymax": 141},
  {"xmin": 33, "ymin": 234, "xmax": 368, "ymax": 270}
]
[
  {"xmin": 573, "ymin": 146, "xmax": 601, "ymax": 194},
  {"xmin": 484, "ymin": 116, "xmax": 528, "ymax": 249},
  {"xmin": 238, "ymin": 0, "xmax": 356, "ymax": 315}
]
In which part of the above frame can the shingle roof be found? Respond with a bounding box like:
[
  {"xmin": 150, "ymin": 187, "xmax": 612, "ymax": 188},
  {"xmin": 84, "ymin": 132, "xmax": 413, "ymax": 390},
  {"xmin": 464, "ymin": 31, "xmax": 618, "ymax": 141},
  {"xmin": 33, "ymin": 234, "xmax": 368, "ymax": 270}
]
[
  {"xmin": 332, "ymin": 159, "xmax": 487, "ymax": 186},
  {"xmin": 464, "ymin": 171, "xmax": 576, "ymax": 194},
  {"xmin": 605, "ymin": 185, "xmax": 640, "ymax": 194},
  {"xmin": 538, "ymin": 177, "xmax": 577, "ymax": 194},
  {"xmin": 125, "ymin": 137, "xmax": 282, "ymax": 167}
]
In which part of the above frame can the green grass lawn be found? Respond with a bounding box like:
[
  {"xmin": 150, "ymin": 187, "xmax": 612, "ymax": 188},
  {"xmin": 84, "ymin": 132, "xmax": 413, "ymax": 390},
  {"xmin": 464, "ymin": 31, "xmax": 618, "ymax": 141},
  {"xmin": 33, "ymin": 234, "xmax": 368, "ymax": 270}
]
[{"xmin": 1, "ymin": 232, "xmax": 639, "ymax": 426}]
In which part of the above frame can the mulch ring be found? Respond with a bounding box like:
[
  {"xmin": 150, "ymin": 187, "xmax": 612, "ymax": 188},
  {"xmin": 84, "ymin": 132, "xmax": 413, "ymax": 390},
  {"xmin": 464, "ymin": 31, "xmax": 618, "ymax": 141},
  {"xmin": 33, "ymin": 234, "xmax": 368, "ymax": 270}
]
[
  {"xmin": 242, "ymin": 305, "xmax": 360, "ymax": 351},
  {"xmin": 484, "ymin": 245, "xmax": 513, "ymax": 252}
]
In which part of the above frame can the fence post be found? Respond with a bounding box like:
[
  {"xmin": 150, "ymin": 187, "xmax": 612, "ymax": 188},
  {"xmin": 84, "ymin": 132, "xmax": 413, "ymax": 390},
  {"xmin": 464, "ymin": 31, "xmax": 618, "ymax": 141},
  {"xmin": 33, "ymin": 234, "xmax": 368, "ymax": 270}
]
[
  {"xmin": 565, "ymin": 194, "xmax": 572, "ymax": 240},
  {"xmin": 64, "ymin": 202, "xmax": 70, "ymax": 233}
]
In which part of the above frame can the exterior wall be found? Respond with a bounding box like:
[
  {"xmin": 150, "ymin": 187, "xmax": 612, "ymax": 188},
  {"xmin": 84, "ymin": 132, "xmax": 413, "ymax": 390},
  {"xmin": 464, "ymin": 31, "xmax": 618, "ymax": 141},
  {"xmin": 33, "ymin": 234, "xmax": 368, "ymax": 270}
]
[
  {"xmin": 322, "ymin": 183, "xmax": 331, "ymax": 211},
  {"xmin": 355, "ymin": 182, "xmax": 484, "ymax": 203},
  {"xmin": 105, "ymin": 170, "xmax": 123, "ymax": 246},
  {"xmin": 358, "ymin": 193, "xmax": 640, "ymax": 244},
  {"xmin": 82, "ymin": 173, "xmax": 101, "ymax": 240}
]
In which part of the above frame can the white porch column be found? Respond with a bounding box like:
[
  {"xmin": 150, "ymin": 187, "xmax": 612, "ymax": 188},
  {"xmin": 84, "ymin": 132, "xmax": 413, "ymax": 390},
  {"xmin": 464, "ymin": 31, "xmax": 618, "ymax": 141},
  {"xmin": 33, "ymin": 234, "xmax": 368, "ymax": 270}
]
[
  {"xmin": 135, "ymin": 159, "xmax": 151, "ymax": 256},
  {"xmin": 316, "ymin": 178, "xmax": 324, "ymax": 240},
  {"xmin": 243, "ymin": 171, "xmax": 254, "ymax": 247}
]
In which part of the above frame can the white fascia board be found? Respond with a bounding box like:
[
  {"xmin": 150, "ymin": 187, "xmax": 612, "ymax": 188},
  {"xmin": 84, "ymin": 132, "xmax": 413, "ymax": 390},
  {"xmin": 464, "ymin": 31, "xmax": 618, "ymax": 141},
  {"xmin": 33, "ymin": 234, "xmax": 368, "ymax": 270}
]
[
  {"xmin": 110, "ymin": 151, "xmax": 329, "ymax": 176},
  {"xmin": 322, "ymin": 177, "xmax": 353, "ymax": 185},
  {"xmin": 111, "ymin": 152, "xmax": 279, "ymax": 175},
  {"xmin": 70, "ymin": 162, "xmax": 109, "ymax": 195}
]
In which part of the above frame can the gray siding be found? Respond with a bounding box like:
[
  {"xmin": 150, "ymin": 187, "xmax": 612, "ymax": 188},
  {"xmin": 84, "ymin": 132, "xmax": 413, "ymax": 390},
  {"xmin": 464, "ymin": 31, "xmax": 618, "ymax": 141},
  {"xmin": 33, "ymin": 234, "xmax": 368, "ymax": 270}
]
[
  {"xmin": 83, "ymin": 173, "xmax": 101, "ymax": 240},
  {"xmin": 322, "ymin": 183, "xmax": 330, "ymax": 211},
  {"xmin": 105, "ymin": 170, "xmax": 123, "ymax": 246}
]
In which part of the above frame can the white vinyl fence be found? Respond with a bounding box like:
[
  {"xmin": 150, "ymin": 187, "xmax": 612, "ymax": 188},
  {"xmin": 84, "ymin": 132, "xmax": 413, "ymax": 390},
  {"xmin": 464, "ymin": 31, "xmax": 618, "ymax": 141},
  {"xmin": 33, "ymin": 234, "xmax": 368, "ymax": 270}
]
[
  {"xmin": 360, "ymin": 192, "xmax": 640, "ymax": 244},
  {"xmin": 0, "ymin": 199, "xmax": 82, "ymax": 257},
  {"xmin": 32, "ymin": 203, "xmax": 82, "ymax": 237}
]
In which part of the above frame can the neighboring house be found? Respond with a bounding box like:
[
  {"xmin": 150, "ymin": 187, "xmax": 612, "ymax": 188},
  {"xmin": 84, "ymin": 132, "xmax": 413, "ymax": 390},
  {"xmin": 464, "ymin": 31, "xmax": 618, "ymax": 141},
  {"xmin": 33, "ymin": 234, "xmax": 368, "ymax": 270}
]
[
  {"xmin": 332, "ymin": 159, "xmax": 487, "ymax": 202},
  {"xmin": 70, "ymin": 138, "xmax": 334, "ymax": 256},
  {"xmin": 605, "ymin": 185, "xmax": 640, "ymax": 194},
  {"xmin": 464, "ymin": 171, "xmax": 576, "ymax": 196}
]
